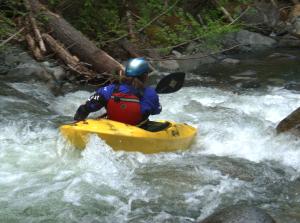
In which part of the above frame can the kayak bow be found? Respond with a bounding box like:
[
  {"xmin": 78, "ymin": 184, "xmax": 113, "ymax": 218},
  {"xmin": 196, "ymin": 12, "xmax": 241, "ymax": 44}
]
[{"xmin": 60, "ymin": 119, "xmax": 197, "ymax": 153}]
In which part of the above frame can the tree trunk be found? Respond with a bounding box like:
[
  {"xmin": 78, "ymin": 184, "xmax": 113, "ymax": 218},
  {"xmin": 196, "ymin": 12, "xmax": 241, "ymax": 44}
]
[{"xmin": 28, "ymin": 0, "xmax": 124, "ymax": 75}]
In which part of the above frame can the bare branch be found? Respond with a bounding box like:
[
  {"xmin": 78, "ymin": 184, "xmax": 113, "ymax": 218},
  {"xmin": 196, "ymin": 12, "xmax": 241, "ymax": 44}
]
[
  {"xmin": 227, "ymin": 6, "xmax": 251, "ymax": 26},
  {"xmin": 212, "ymin": 0, "xmax": 234, "ymax": 23},
  {"xmin": 0, "ymin": 27, "xmax": 25, "ymax": 47}
]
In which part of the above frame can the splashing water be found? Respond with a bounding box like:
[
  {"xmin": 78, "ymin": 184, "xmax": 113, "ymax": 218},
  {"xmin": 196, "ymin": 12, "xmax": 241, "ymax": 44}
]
[{"xmin": 0, "ymin": 78, "xmax": 300, "ymax": 223}]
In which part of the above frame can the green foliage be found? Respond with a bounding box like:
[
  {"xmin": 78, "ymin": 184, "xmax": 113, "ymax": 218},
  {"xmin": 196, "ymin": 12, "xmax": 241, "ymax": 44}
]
[
  {"xmin": 1, "ymin": 0, "xmax": 244, "ymax": 52},
  {"xmin": 47, "ymin": 0, "xmax": 61, "ymax": 7},
  {"xmin": 0, "ymin": 14, "xmax": 14, "ymax": 41},
  {"xmin": 46, "ymin": 0, "xmax": 243, "ymax": 50},
  {"xmin": 47, "ymin": 0, "xmax": 240, "ymax": 50},
  {"xmin": 0, "ymin": 0, "xmax": 25, "ymax": 41},
  {"xmin": 134, "ymin": 0, "xmax": 238, "ymax": 48},
  {"xmin": 219, "ymin": 0, "xmax": 252, "ymax": 4}
]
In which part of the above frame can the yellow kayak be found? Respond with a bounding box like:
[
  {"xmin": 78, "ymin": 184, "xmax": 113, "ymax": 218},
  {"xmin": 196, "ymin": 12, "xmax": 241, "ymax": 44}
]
[{"xmin": 60, "ymin": 119, "xmax": 197, "ymax": 153}]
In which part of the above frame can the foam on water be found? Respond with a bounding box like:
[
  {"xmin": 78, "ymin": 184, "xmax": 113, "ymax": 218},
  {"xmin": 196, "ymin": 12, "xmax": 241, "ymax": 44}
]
[
  {"xmin": 155, "ymin": 86, "xmax": 300, "ymax": 171},
  {"xmin": 1, "ymin": 81, "xmax": 300, "ymax": 222}
]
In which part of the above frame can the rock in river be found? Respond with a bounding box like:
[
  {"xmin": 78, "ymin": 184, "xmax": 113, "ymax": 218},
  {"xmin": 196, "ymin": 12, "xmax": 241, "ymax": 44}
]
[
  {"xmin": 276, "ymin": 107, "xmax": 300, "ymax": 134},
  {"xmin": 199, "ymin": 205, "xmax": 276, "ymax": 223}
]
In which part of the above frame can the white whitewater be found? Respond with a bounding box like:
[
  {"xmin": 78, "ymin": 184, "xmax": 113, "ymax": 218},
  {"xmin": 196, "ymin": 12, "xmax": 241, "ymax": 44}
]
[{"xmin": 0, "ymin": 82, "xmax": 299, "ymax": 223}]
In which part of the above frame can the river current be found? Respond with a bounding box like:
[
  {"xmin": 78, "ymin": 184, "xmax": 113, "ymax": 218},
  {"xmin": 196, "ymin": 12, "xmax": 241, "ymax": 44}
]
[{"xmin": 0, "ymin": 52, "xmax": 300, "ymax": 222}]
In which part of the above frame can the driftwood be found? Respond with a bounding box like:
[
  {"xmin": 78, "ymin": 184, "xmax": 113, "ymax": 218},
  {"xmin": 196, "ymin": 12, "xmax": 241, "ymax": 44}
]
[
  {"xmin": 28, "ymin": 13, "xmax": 46, "ymax": 53},
  {"xmin": 42, "ymin": 33, "xmax": 78, "ymax": 67},
  {"xmin": 25, "ymin": 33, "xmax": 43, "ymax": 60},
  {"xmin": 219, "ymin": 6, "xmax": 234, "ymax": 22},
  {"xmin": 24, "ymin": 0, "xmax": 46, "ymax": 54},
  {"xmin": 228, "ymin": 6, "xmax": 250, "ymax": 26},
  {"xmin": 27, "ymin": 0, "xmax": 124, "ymax": 75},
  {"xmin": 211, "ymin": 0, "xmax": 234, "ymax": 23},
  {"xmin": 42, "ymin": 33, "xmax": 97, "ymax": 79}
]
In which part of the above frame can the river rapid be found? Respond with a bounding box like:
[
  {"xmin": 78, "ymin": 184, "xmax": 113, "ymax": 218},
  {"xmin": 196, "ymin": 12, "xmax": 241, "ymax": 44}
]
[{"xmin": 0, "ymin": 50, "xmax": 300, "ymax": 223}]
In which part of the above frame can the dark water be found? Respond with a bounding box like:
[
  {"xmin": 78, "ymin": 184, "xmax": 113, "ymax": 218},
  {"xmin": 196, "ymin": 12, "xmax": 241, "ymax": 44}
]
[{"xmin": 189, "ymin": 49, "xmax": 300, "ymax": 92}]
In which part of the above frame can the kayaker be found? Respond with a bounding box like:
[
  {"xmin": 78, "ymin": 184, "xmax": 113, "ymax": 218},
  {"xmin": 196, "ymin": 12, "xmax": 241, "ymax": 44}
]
[{"xmin": 74, "ymin": 57, "xmax": 162, "ymax": 125}]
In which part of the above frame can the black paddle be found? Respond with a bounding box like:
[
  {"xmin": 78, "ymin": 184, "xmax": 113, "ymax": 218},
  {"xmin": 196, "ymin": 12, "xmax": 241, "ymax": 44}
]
[{"xmin": 155, "ymin": 72, "xmax": 185, "ymax": 94}]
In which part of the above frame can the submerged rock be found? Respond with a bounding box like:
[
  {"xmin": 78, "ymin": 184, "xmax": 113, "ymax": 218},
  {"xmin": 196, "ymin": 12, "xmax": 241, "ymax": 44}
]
[
  {"xmin": 278, "ymin": 34, "xmax": 300, "ymax": 48},
  {"xmin": 199, "ymin": 205, "xmax": 276, "ymax": 223},
  {"xmin": 0, "ymin": 45, "xmax": 69, "ymax": 95},
  {"xmin": 284, "ymin": 82, "xmax": 300, "ymax": 92},
  {"xmin": 276, "ymin": 107, "xmax": 300, "ymax": 134},
  {"xmin": 240, "ymin": 80, "xmax": 261, "ymax": 89}
]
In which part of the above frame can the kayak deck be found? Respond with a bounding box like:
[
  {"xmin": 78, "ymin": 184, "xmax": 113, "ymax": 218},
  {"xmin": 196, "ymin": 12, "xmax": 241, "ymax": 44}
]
[{"xmin": 60, "ymin": 119, "xmax": 197, "ymax": 153}]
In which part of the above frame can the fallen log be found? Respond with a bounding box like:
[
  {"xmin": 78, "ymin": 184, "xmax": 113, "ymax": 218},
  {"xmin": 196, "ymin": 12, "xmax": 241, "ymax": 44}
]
[
  {"xmin": 28, "ymin": 13, "xmax": 47, "ymax": 53},
  {"xmin": 27, "ymin": 0, "xmax": 124, "ymax": 75},
  {"xmin": 24, "ymin": 0, "xmax": 46, "ymax": 53},
  {"xmin": 25, "ymin": 33, "xmax": 43, "ymax": 60},
  {"xmin": 42, "ymin": 34, "xmax": 77, "ymax": 66},
  {"xmin": 119, "ymin": 39, "xmax": 141, "ymax": 58},
  {"xmin": 42, "ymin": 33, "xmax": 97, "ymax": 79}
]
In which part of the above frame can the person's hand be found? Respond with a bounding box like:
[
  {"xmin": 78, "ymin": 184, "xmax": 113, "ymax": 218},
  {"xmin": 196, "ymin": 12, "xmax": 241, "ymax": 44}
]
[
  {"xmin": 74, "ymin": 104, "xmax": 89, "ymax": 121},
  {"xmin": 118, "ymin": 69, "xmax": 125, "ymax": 77}
]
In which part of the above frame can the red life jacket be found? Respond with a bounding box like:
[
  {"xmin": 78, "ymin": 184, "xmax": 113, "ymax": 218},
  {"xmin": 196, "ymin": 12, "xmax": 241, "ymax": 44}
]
[{"xmin": 107, "ymin": 86, "xmax": 142, "ymax": 125}]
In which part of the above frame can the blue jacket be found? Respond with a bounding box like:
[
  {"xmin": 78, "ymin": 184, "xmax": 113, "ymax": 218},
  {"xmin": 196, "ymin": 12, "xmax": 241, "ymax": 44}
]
[{"xmin": 87, "ymin": 83, "xmax": 162, "ymax": 117}]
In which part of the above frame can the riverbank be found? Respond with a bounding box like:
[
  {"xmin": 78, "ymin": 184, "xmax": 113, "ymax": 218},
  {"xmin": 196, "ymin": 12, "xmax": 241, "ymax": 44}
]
[{"xmin": 2, "ymin": 1, "xmax": 300, "ymax": 86}]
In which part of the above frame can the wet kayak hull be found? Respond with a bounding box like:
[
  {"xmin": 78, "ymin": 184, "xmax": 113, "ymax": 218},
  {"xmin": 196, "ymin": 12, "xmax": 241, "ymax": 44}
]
[{"xmin": 60, "ymin": 119, "xmax": 197, "ymax": 153}]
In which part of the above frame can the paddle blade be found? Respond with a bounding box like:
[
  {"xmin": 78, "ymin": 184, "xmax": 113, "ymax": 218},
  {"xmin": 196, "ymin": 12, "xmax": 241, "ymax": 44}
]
[{"xmin": 155, "ymin": 72, "xmax": 185, "ymax": 94}]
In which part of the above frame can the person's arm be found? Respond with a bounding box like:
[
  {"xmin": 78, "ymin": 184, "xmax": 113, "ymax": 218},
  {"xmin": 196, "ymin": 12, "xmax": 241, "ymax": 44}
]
[
  {"xmin": 141, "ymin": 88, "xmax": 162, "ymax": 120},
  {"xmin": 150, "ymin": 93, "xmax": 162, "ymax": 115},
  {"xmin": 74, "ymin": 85, "xmax": 115, "ymax": 121},
  {"xmin": 74, "ymin": 93, "xmax": 107, "ymax": 121}
]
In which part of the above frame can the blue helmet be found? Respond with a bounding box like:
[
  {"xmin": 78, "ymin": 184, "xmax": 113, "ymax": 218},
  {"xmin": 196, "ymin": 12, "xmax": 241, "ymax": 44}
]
[{"xmin": 125, "ymin": 58, "xmax": 149, "ymax": 77}]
